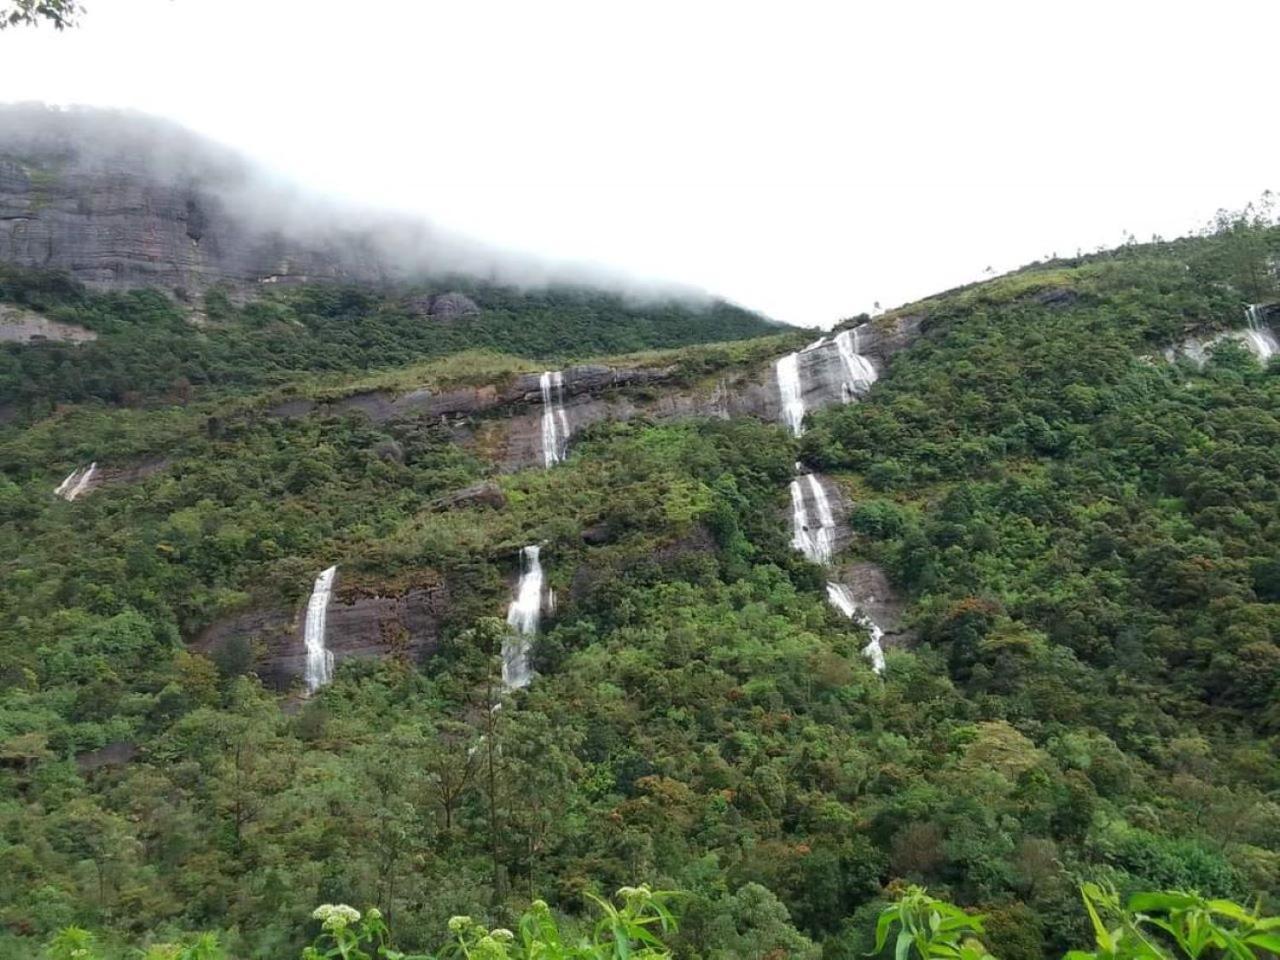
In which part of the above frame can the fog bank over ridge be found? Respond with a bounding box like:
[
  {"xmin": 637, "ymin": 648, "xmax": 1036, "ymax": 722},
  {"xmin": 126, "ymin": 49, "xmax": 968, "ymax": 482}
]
[{"xmin": 0, "ymin": 103, "xmax": 721, "ymax": 305}]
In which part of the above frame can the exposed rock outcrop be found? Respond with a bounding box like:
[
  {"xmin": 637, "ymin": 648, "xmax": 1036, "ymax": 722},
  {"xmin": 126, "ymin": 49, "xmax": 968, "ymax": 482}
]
[
  {"xmin": 0, "ymin": 105, "xmax": 494, "ymax": 294},
  {"xmin": 404, "ymin": 291, "xmax": 483, "ymax": 320},
  {"xmin": 1160, "ymin": 304, "xmax": 1278, "ymax": 367},
  {"xmin": 193, "ymin": 579, "xmax": 449, "ymax": 690},
  {"xmin": 847, "ymin": 313, "xmax": 926, "ymax": 362},
  {"xmin": 261, "ymin": 316, "xmax": 928, "ymax": 474},
  {"xmin": 829, "ymin": 561, "xmax": 911, "ymax": 646},
  {"xmin": 0, "ymin": 303, "xmax": 96, "ymax": 344},
  {"xmin": 52, "ymin": 457, "xmax": 169, "ymax": 501},
  {"xmin": 428, "ymin": 292, "xmax": 481, "ymax": 320},
  {"xmin": 322, "ymin": 583, "xmax": 449, "ymax": 668},
  {"xmin": 430, "ymin": 480, "xmax": 507, "ymax": 511},
  {"xmin": 75, "ymin": 741, "xmax": 139, "ymax": 773}
]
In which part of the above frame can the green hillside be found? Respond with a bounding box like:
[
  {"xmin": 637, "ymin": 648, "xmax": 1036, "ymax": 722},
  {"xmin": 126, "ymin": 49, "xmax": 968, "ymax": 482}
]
[{"xmin": 0, "ymin": 215, "xmax": 1277, "ymax": 959}]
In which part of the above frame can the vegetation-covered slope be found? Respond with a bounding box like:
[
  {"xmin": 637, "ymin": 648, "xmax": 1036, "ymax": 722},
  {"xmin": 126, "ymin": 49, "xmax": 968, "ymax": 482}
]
[
  {"xmin": 0, "ymin": 217, "xmax": 1277, "ymax": 960},
  {"xmin": 0, "ymin": 268, "xmax": 776, "ymax": 418}
]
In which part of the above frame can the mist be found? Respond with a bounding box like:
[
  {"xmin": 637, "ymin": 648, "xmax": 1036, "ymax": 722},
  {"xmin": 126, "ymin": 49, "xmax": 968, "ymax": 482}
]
[
  {"xmin": 0, "ymin": 102, "xmax": 718, "ymax": 305},
  {"xmin": 1, "ymin": 1, "xmax": 1278, "ymax": 325}
]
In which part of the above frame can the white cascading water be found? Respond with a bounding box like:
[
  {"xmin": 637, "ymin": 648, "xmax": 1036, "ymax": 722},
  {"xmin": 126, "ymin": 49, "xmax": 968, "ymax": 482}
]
[
  {"xmin": 503, "ymin": 545, "xmax": 544, "ymax": 689},
  {"xmin": 790, "ymin": 473, "xmax": 838, "ymax": 565},
  {"xmin": 1244, "ymin": 304, "xmax": 1278, "ymax": 363},
  {"xmin": 1166, "ymin": 306, "xmax": 1278, "ymax": 367},
  {"xmin": 303, "ymin": 565, "xmax": 338, "ymax": 693},
  {"xmin": 775, "ymin": 326, "xmax": 878, "ymax": 437},
  {"xmin": 775, "ymin": 352, "xmax": 806, "ymax": 437},
  {"xmin": 54, "ymin": 462, "xmax": 97, "ymax": 501},
  {"xmin": 539, "ymin": 371, "xmax": 572, "ymax": 467},
  {"xmin": 786, "ymin": 464, "xmax": 888, "ymax": 674},
  {"xmin": 54, "ymin": 467, "xmax": 80, "ymax": 499},
  {"xmin": 826, "ymin": 582, "xmax": 886, "ymax": 674},
  {"xmin": 832, "ymin": 329, "xmax": 879, "ymax": 401}
]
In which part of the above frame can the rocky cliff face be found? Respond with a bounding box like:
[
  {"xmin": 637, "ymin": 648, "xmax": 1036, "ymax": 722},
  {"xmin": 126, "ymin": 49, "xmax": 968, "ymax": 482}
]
[
  {"xmin": 0, "ymin": 105, "xmax": 532, "ymax": 295},
  {"xmin": 0, "ymin": 107, "xmax": 391, "ymax": 293},
  {"xmin": 830, "ymin": 561, "xmax": 911, "ymax": 646},
  {"xmin": 195, "ymin": 578, "xmax": 449, "ymax": 690},
  {"xmin": 264, "ymin": 313, "xmax": 925, "ymax": 472}
]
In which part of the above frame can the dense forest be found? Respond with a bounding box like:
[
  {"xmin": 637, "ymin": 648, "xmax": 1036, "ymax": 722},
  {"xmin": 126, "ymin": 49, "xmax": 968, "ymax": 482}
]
[
  {"xmin": 0, "ymin": 269, "xmax": 776, "ymax": 418},
  {"xmin": 0, "ymin": 214, "xmax": 1277, "ymax": 959}
]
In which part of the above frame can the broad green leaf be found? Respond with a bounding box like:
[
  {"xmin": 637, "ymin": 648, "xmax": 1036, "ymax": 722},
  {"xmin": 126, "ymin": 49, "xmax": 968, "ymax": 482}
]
[
  {"xmin": 1128, "ymin": 893, "xmax": 1198, "ymax": 914},
  {"xmin": 1244, "ymin": 933, "xmax": 1280, "ymax": 953},
  {"xmin": 895, "ymin": 928, "xmax": 912, "ymax": 960},
  {"xmin": 871, "ymin": 909, "xmax": 897, "ymax": 955}
]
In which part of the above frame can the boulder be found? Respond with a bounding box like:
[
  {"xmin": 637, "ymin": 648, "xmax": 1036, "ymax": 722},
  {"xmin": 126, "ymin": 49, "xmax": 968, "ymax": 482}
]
[{"xmin": 429, "ymin": 292, "xmax": 481, "ymax": 320}]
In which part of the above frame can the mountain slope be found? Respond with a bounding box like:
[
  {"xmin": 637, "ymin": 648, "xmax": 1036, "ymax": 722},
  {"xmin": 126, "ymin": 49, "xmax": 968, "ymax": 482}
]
[
  {"xmin": 0, "ymin": 216, "xmax": 1277, "ymax": 959},
  {"xmin": 0, "ymin": 104, "xmax": 698, "ymax": 296}
]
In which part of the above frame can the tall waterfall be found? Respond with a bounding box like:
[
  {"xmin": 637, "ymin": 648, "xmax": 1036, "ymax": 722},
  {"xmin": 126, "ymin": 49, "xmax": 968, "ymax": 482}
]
[
  {"xmin": 503, "ymin": 545, "xmax": 544, "ymax": 689},
  {"xmin": 775, "ymin": 327, "xmax": 879, "ymax": 437},
  {"xmin": 54, "ymin": 462, "xmax": 97, "ymax": 501},
  {"xmin": 1244, "ymin": 304, "xmax": 1278, "ymax": 363},
  {"xmin": 776, "ymin": 352, "xmax": 806, "ymax": 437},
  {"xmin": 539, "ymin": 371, "xmax": 571, "ymax": 467},
  {"xmin": 303, "ymin": 565, "xmax": 338, "ymax": 693},
  {"xmin": 826, "ymin": 582, "xmax": 886, "ymax": 673},
  {"xmin": 790, "ymin": 473, "xmax": 838, "ymax": 565}
]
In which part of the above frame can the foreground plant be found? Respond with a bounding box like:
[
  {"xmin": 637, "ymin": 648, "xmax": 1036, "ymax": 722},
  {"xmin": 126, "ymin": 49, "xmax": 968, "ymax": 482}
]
[
  {"xmin": 303, "ymin": 904, "xmax": 405, "ymax": 960},
  {"xmin": 1066, "ymin": 883, "xmax": 1280, "ymax": 960},
  {"xmin": 871, "ymin": 884, "xmax": 1280, "ymax": 960},
  {"xmin": 871, "ymin": 885, "xmax": 995, "ymax": 960},
  {"xmin": 301, "ymin": 885, "xmax": 678, "ymax": 960}
]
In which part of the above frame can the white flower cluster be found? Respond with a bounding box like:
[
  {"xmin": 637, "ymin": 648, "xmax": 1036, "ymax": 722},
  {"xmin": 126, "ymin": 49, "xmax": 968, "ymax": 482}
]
[
  {"xmin": 313, "ymin": 903, "xmax": 362, "ymax": 931},
  {"xmin": 617, "ymin": 884, "xmax": 653, "ymax": 903}
]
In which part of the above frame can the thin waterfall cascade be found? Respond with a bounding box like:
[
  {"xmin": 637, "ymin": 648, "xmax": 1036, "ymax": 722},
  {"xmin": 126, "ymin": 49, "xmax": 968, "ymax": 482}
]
[
  {"xmin": 832, "ymin": 329, "xmax": 879, "ymax": 401},
  {"xmin": 503, "ymin": 545, "xmax": 544, "ymax": 689},
  {"xmin": 775, "ymin": 326, "xmax": 879, "ymax": 437},
  {"xmin": 790, "ymin": 472, "xmax": 839, "ymax": 565},
  {"xmin": 1164, "ymin": 306, "xmax": 1278, "ymax": 367},
  {"xmin": 785, "ymin": 464, "xmax": 888, "ymax": 674},
  {"xmin": 775, "ymin": 352, "xmax": 806, "ymax": 437},
  {"xmin": 826, "ymin": 582, "xmax": 887, "ymax": 674},
  {"xmin": 54, "ymin": 462, "xmax": 97, "ymax": 501},
  {"xmin": 539, "ymin": 371, "xmax": 572, "ymax": 467},
  {"xmin": 1244, "ymin": 304, "xmax": 1278, "ymax": 363},
  {"xmin": 303, "ymin": 565, "xmax": 338, "ymax": 694}
]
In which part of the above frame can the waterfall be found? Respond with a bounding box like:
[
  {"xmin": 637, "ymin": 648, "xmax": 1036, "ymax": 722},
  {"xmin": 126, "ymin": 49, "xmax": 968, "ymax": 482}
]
[
  {"xmin": 775, "ymin": 327, "xmax": 878, "ymax": 437},
  {"xmin": 785, "ymin": 464, "xmax": 888, "ymax": 674},
  {"xmin": 54, "ymin": 467, "xmax": 80, "ymax": 499},
  {"xmin": 1244, "ymin": 304, "xmax": 1278, "ymax": 363},
  {"xmin": 825, "ymin": 583, "xmax": 886, "ymax": 673},
  {"xmin": 790, "ymin": 473, "xmax": 838, "ymax": 565},
  {"xmin": 832, "ymin": 329, "xmax": 879, "ymax": 401},
  {"xmin": 1167, "ymin": 307, "xmax": 1278, "ymax": 367},
  {"xmin": 539, "ymin": 371, "xmax": 572, "ymax": 466},
  {"xmin": 503, "ymin": 545, "xmax": 544, "ymax": 689},
  {"xmin": 776, "ymin": 352, "xmax": 806, "ymax": 437},
  {"xmin": 54, "ymin": 462, "xmax": 97, "ymax": 501},
  {"xmin": 303, "ymin": 565, "xmax": 338, "ymax": 693}
]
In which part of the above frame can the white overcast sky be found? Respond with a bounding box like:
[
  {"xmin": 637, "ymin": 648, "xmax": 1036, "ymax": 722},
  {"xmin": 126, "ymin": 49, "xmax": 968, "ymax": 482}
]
[{"xmin": 1, "ymin": 0, "xmax": 1276, "ymax": 326}]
